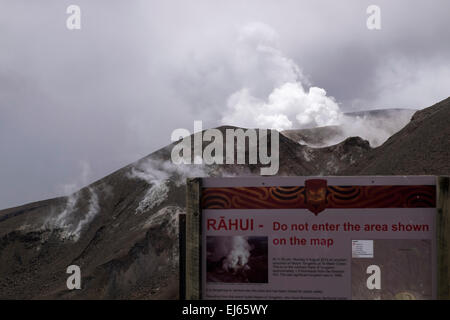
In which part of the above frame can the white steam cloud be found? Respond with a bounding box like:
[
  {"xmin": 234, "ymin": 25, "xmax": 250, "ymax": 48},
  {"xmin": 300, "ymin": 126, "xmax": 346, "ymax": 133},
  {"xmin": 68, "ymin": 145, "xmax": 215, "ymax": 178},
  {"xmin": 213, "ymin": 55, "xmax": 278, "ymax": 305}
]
[
  {"xmin": 40, "ymin": 161, "xmax": 102, "ymax": 241},
  {"xmin": 340, "ymin": 111, "xmax": 415, "ymax": 147},
  {"xmin": 47, "ymin": 187, "xmax": 100, "ymax": 241},
  {"xmin": 209, "ymin": 236, "xmax": 251, "ymax": 274},
  {"xmin": 221, "ymin": 22, "xmax": 342, "ymax": 131},
  {"xmin": 222, "ymin": 236, "xmax": 251, "ymax": 273},
  {"xmin": 128, "ymin": 158, "xmax": 208, "ymax": 214},
  {"xmin": 70, "ymin": 189, "xmax": 100, "ymax": 239},
  {"xmin": 221, "ymin": 23, "xmax": 414, "ymax": 147}
]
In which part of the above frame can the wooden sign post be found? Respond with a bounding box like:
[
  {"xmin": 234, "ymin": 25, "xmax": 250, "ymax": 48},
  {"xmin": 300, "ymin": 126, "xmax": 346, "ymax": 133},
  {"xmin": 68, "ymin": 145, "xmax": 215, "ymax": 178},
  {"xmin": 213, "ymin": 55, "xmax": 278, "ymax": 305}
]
[
  {"xmin": 437, "ymin": 176, "xmax": 450, "ymax": 299},
  {"xmin": 185, "ymin": 176, "xmax": 450, "ymax": 300}
]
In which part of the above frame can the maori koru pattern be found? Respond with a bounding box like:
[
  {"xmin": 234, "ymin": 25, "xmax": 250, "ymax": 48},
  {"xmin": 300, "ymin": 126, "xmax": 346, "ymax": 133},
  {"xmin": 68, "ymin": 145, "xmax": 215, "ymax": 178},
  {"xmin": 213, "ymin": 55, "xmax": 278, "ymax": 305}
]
[{"xmin": 201, "ymin": 182, "xmax": 436, "ymax": 215}]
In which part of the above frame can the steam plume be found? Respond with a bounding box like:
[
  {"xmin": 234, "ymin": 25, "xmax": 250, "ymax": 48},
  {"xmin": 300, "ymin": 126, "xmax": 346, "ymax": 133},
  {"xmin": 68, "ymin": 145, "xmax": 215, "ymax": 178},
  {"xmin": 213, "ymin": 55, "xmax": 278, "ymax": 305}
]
[
  {"xmin": 128, "ymin": 158, "xmax": 208, "ymax": 214},
  {"xmin": 221, "ymin": 22, "xmax": 342, "ymax": 131},
  {"xmin": 222, "ymin": 236, "xmax": 251, "ymax": 273},
  {"xmin": 221, "ymin": 22, "xmax": 414, "ymax": 147},
  {"xmin": 209, "ymin": 236, "xmax": 252, "ymax": 273}
]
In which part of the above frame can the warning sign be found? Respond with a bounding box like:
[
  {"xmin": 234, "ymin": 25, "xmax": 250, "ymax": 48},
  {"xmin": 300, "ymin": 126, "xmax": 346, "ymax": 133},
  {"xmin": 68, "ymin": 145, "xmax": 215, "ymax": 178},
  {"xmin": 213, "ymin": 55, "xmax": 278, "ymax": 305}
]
[{"xmin": 185, "ymin": 176, "xmax": 441, "ymax": 300}]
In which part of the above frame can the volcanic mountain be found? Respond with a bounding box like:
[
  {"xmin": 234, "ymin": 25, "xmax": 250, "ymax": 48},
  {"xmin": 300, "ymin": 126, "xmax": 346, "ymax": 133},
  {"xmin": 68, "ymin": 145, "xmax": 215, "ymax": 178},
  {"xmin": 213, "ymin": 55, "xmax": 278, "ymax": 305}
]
[{"xmin": 0, "ymin": 98, "xmax": 448, "ymax": 299}]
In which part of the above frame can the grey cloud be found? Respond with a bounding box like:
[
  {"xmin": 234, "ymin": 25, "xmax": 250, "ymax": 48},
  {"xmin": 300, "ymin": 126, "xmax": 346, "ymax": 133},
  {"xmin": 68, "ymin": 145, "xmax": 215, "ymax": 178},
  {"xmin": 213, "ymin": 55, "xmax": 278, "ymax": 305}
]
[{"xmin": 0, "ymin": 0, "xmax": 449, "ymax": 208}]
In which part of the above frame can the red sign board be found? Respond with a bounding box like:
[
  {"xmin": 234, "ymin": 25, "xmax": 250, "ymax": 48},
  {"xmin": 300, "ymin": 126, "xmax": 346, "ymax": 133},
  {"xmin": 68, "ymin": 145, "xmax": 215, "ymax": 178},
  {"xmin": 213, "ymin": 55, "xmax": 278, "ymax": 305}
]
[{"xmin": 193, "ymin": 176, "xmax": 438, "ymax": 300}]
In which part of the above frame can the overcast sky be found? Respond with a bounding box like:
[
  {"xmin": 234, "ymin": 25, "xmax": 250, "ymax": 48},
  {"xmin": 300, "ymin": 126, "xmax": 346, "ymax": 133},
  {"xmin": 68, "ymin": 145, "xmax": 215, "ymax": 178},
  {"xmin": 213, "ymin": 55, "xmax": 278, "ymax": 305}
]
[{"xmin": 1, "ymin": 0, "xmax": 449, "ymax": 209}]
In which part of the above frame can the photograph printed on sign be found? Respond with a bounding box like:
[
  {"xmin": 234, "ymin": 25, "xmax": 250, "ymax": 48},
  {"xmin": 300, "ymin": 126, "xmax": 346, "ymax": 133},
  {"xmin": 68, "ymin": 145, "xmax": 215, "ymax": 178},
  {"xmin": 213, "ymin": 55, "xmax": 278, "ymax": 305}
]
[{"xmin": 206, "ymin": 236, "xmax": 268, "ymax": 284}]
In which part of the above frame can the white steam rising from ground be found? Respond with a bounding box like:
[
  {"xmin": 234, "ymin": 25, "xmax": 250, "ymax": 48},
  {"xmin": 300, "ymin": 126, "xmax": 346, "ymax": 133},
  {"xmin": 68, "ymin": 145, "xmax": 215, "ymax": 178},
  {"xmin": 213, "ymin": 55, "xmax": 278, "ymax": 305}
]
[
  {"xmin": 25, "ymin": 162, "xmax": 103, "ymax": 241},
  {"xmin": 46, "ymin": 187, "xmax": 100, "ymax": 241},
  {"xmin": 209, "ymin": 236, "xmax": 252, "ymax": 274},
  {"xmin": 128, "ymin": 158, "xmax": 208, "ymax": 214},
  {"xmin": 222, "ymin": 236, "xmax": 251, "ymax": 273},
  {"xmin": 224, "ymin": 83, "xmax": 343, "ymax": 131},
  {"xmin": 294, "ymin": 109, "xmax": 415, "ymax": 148},
  {"xmin": 221, "ymin": 22, "xmax": 342, "ymax": 131},
  {"xmin": 337, "ymin": 111, "xmax": 415, "ymax": 147},
  {"xmin": 221, "ymin": 22, "xmax": 413, "ymax": 147},
  {"xmin": 71, "ymin": 189, "xmax": 99, "ymax": 239}
]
